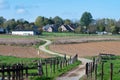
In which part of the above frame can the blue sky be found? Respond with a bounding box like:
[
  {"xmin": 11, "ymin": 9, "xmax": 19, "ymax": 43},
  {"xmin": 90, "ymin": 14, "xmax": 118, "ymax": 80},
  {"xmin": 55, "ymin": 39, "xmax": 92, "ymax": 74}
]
[{"xmin": 0, "ymin": 0, "xmax": 120, "ymax": 22}]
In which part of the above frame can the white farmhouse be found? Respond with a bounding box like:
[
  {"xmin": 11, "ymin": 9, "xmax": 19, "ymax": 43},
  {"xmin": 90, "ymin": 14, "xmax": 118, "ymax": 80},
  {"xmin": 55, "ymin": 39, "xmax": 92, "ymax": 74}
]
[{"xmin": 12, "ymin": 31, "xmax": 34, "ymax": 36}]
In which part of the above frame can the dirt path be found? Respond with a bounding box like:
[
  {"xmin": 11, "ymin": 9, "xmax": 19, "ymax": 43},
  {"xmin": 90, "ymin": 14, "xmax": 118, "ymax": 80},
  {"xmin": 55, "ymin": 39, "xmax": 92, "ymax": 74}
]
[
  {"xmin": 56, "ymin": 58, "xmax": 92, "ymax": 80},
  {"xmin": 39, "ymin": 38, "xmax": 92, "ymax": 80}
]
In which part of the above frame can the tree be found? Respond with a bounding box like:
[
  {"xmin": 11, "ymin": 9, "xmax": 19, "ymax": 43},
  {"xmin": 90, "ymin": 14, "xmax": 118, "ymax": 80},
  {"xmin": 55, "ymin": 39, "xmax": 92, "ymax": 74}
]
[
  {"xmin": 3, "ymin": 19, "xmax": 16, "ymax": 30},
  {"xmin": 35, "ymin": 16, "xmax": 44, "ymax": 28},
  {"xmin": 0, "ymin": 16, "xmax": 6, "ymax": 26},
  {"xmin": 96, "ymin": 19, "xmax": 106, "ymax": 32},
  {"xmin": 74, "ymin": 26, "xmax": 83, "ymax": 33},
  {"xmin": 43, "ymin": 17, "xmax": 52, "ymax": 25},
  {"xmin": 58, "ymin": 27, "xmax": 62, "ymax": 32},
  {"xmin": 80, "ymin": 12, "xmax": 93, "ymax": 27},
  {"xmin": 88, "ymin": 23, "xmax": 97, "ymax": 34},
  {"xmin": 116, "ymin": 20, "xmax": 120, "ymax": 33},
  {"xmin": 64, "ymin": 19, "xmax": 71, "ymax": 25},
  {"xmin": 23, "ymin": 23, "xmax": 32, "ymax": 30},
  {"xmin": 53, "ymin": 16, "xmax": 63, "ymax": 26}
]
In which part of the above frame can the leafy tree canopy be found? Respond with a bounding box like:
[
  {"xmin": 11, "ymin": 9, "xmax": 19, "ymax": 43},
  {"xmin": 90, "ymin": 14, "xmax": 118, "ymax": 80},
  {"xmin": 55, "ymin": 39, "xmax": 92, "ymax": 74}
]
[{"xmin": 80, "ymin": 12, "xmax": 93, "ymax": 27}]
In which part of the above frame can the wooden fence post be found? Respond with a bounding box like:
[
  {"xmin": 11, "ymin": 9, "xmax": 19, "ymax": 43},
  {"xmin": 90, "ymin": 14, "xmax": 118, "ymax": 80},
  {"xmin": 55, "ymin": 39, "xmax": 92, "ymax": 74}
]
[
  {"xmin": 15, "ymin": 65, "xmax": 18, "ymax": 80},
  {"xmin": 53, "ymin": 60, "xmax": 56, "ymax": 73},
  {"xmin": 1, "ymin": 65, "xmax": 5, "ymax": 80},
  {"xmin": 64, "ymin": 54, "xmax": 66, "ymax": 60},
  {"xmin": 75, "ymin": 54, "xmax": 78, "ymax": 61},
  {"xmin": 93, "ymin": 57, "xmax": 95, "ymax": 72},
  {"xmin": 20, "ymin": 64, "xmax": 24, "ymax": 80},
  {"xmin": 69, "ymin": 56, "xmax": 72, "ymax": 64},
  {"xmin": 45, "ymin": 61, "xmax": 48, "ymax": 77},
  {"xmin": 86, "ymin": 63, "xmax": 88, "ymax": 78},
  {"xmin": 95, "ymin": 63, "xmax": 97, "ymax": 80},
  {"xmin": 50, "ymin": 60, "xmax": 52, "ymax": 77},
  {"xmin": 7, "ymin": 66, "xmax": 11, "ymax": 80},
  {"xmin": 65, "ymin": 60, "xmax": 68, "ymax": 67},
  {"xmin": 25, "ymin": 65, "xmax": 28, "ymax": 79},
  {"xmin": 90, "ymin": 62, "xmax": 93, "ymax": 78},
  {"xmin": 38, "ymin": 60, "xmax": 43, "ymax": 76},
  {"xmin": 101, "ymin": 62, "xmax": 104, "ymax": 80},
  {"xmin": 110, "ymin": 63, "xmax": 113, "ymax": 80},
  {"xmin": 60, "ymin": 60, "xmax": 62, "ymax": 69},
  {"xmin": 17, "ymin": 64, "xmax": 20, "ymax": 80},
  {"xmin": 57, "ymin": 58, "xmax": 59, "ymax": 69},
  {"xmin": 12, "ymin": 65, "xmax": 15, "ymax": 80}
]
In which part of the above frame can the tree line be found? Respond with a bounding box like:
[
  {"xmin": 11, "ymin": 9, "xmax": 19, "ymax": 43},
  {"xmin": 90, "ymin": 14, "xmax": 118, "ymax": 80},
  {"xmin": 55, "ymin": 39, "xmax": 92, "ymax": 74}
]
[{"xmin": 0, "ymin": 12, "xmax": 120, "ymax": 34}]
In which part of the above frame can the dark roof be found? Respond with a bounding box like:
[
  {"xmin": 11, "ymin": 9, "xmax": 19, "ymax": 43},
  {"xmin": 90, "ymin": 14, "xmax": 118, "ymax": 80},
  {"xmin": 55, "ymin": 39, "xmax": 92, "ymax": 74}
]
[{"xmin": 63, "ymin": 25, "xmax": 73, "ymax": 32}]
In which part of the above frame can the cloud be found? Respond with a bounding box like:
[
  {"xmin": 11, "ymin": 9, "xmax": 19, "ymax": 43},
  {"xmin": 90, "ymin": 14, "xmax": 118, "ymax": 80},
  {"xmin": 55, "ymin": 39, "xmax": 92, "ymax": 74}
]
[
  {"xmin": 15, "ymin": 5, "xmax": 28, "ymax": 14},
  {"xmin": 0, "ymin": 0, "xmax": 10, "ymax": 9},
  {"xmin": 15, "ymin": 5, "xmax": 39, "ymax": 9},
  {"xmin": 16, "ymin": 8, "xmax": 26, "ymax": 14}
]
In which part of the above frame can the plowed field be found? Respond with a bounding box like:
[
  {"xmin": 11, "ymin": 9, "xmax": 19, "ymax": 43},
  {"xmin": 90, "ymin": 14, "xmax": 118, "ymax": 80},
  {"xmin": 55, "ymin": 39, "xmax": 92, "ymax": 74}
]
[
  {"xmin": 0, "ymin": 38, "xmax": 52, "ymax": 58},
  {"xmin": 49, "ymin": 41, "xmax": 120, "ymax": 57},
  {"xmin": 0, "ymin": 45, "xmax": 52, "ymax": 58}
]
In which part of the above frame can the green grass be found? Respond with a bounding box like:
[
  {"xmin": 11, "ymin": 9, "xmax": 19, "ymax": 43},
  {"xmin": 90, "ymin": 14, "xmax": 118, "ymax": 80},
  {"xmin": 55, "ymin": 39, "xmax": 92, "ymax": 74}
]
[
  {"xmin": 0, "ymin": 32, "xmax": 120, "ymax": 40},
  {"xmin": 42, "ymin": 32, "xmax": 90, "ymax": 37},
  {"xmin": 0, "ymin": 55, "xmax": 40, "ymax": 67},
  {"xmin": 42, "ymin": 32, "xmax": 120, "ymax": 37},
  {"xmin": 96, "ymin": 57, "xmax": 120, "ymax": 80},
  {"xmin": 81, "ymin": 56, "xmax": 120, "ymax": 80},
  {"xmin": 0, "ymin": 34, "xmax": 38, "ymax": 39},
  {"xmin": 0, "ymin": 55, "xmax": 81, "ymax": 80},
  {"xmin": 33, "ymin": 41, "xmax": 46, "ymax": 49}
]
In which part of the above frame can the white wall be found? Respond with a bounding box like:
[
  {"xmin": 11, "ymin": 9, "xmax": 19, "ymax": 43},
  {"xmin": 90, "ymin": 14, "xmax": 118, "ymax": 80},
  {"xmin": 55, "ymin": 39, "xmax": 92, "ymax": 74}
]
[
  {"xmin": 60, "ymin": 25, "xmax": 67, "ymax": 31},
  {"xmin": 12, "ymin": 31, "xmax": 34, "ymax": 36}
]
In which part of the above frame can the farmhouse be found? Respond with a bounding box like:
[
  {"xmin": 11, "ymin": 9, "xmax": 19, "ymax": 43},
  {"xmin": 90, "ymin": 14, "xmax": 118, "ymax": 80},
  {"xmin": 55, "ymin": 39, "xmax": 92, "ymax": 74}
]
[
  {"xmin": 43, "ymin": 24, "xmax": 53, "ymax": 32},
  {"xmin": 12, "ymin": 31, "xmax": 34, "ymax": 36},
  {"xmin": 43, "ymin": 24, "xmax": 58, "ymax": 32},
  {"xmin": 59, "ymin": 25, "xmax": 74, "ymax": 32}
]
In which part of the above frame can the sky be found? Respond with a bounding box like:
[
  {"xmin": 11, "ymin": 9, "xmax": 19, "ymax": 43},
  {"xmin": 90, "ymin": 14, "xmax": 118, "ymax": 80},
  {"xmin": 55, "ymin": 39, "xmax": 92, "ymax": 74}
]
[{"xmin": 0, "ymin": 0, "xmax": 120, "ymax": 22}]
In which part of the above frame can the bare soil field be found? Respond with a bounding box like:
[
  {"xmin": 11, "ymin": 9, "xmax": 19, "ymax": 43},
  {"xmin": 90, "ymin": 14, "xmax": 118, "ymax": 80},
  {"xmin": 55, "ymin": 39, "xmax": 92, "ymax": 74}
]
[
  {"xmin": 0, "ymin": 38, "xmax": 41, "ymax": 46},
  {"xmin": 0, "ymin": 45, "xmax": 52, "ymax": 58},
  {"xmin": 0, "ymin": 38, "xmax": 52, "ymax": 58},
  {"xmin": 49, "ymin": 41, "xmax": 120, "ymax": 57}
]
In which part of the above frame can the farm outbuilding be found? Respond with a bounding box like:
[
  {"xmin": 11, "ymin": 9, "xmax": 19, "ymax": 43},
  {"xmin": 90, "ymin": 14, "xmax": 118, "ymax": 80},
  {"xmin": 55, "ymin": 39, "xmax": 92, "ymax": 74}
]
[{"xmin": 12, "ymin": 31, "xmax": 34, "ymax": 36}]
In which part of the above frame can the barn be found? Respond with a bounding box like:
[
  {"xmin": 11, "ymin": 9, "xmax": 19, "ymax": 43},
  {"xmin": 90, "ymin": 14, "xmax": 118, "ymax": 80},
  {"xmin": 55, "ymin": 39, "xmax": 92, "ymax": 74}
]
[{"xmin": 12, "ymin": 31, "xmax": 34, "ymax": 36}]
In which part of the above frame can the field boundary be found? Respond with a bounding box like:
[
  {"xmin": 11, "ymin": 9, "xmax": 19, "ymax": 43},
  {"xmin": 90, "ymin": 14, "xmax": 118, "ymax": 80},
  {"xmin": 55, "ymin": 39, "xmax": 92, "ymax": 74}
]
[{"xmin": 54, "ymin": 38, "xmax": 120, "ymax": 44}]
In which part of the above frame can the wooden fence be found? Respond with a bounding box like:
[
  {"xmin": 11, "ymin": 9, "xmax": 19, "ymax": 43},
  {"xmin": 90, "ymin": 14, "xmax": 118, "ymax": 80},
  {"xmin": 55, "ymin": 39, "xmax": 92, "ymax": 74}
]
[
  {"xmin": 85, "ymin": 53, "xmax": 115, "ymax": 80},
  {"xmin": 0, "ymin": 54, "xmax": 78, "ymax": 80}
]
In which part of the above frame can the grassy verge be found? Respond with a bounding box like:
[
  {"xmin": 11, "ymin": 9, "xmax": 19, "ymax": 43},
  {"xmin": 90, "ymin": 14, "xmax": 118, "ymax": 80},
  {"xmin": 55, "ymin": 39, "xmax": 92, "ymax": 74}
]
[
  {"xmin": 30, "ymin": 60, "xmax": 81, "ymax": 80},
  {"xmin": 33, "ymin": 41, "xmax": 46, "ymax": 49}
]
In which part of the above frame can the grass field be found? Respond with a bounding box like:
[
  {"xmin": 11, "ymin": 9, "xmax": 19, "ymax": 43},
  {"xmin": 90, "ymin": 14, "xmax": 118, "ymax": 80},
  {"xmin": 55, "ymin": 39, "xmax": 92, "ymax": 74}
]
[
  {"xmin": 80, "ymin": 56, "xmax": 120, "ymax": 80},
  {"xmin": 0, "ymin": 32, "xmax": 120, "ymax": 39},
  {"xmin": 0, "ymin": 55, "xmax": 81, "ymax": 80},
  {"xmin": 96, "ymin": 56, "xmax": 120, "ymax": 80},
  {"xmin": 0, "ymin": 55, "xmax": 40, "ymax": 66}
]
